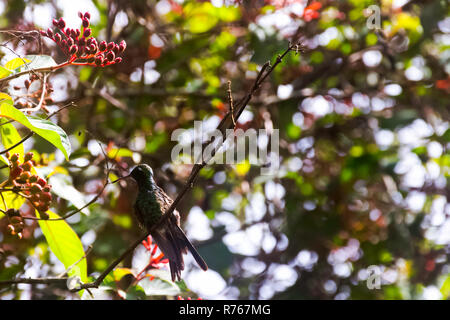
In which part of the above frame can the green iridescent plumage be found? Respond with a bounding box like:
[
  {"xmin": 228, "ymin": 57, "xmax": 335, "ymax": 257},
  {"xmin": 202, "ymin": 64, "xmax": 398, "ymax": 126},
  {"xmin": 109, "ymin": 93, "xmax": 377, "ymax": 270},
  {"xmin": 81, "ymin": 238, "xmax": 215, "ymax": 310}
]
[{"xmin": 130, "ymin": 164, "xmax": 208, "ymax": 281}]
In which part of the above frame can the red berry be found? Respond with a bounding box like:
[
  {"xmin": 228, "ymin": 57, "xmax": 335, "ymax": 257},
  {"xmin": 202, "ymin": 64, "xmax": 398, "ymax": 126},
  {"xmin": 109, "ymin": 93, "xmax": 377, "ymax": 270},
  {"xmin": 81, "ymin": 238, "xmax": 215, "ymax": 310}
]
[
  {"xmin": 99, "ymin": 41, "xmax": 107, "ymax": 51},
  {"xmin": 21, "ymin": 161, "xmax": 33, "ymax": 172},
  {"xmin": 58, "ymin": 18, "xmax": 66, "ymax": 29},
  {"xmin": 84, "ymin": 12, "xmax": 91, "ymax": 20},
  {"xmin": 82, "ymin": 18, "xmax": 89, "ymax": 28},
  {"xmin": 106, "ymin": 51, "xmax": 115, "ymax": 62},
  {"xmin": 37, "ymin": 178, "xmax": 47, "ymax": 187},
  {"xmin": 19, "ymin": 171, "xmax": 31, "ymax": 181},
  {"xmin": 10, "ymin": 167, "xmax": 23, "ymax": 179},
  {"xmin": 40, "ymin": 192, "xmax": 52, "ymax": 202},
  {"xmin": 10, "ymin": 153, "xmax": 19, "ymax": 162},
  {"xmin": 24, "ymin": 152, "xmax": 34, "ymax": 162},
  {"xmin": 30, "ymin": 184, "xmax": 43, "ymax": 194},
  {"xmin": 69, "ymin": 45, "xmax": 78, "ymax": 55},
  {"xmin": 83, "ymin": 28, "xmax": 92, "ymax": 37}
]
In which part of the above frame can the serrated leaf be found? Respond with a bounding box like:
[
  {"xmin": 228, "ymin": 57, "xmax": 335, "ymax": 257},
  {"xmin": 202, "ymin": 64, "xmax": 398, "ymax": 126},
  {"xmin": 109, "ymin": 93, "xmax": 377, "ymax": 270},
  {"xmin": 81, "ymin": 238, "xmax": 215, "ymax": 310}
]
[
  {"xmin": 23, "ymin": 55, "xmax": 57, "ymax": 70},
  {"xmin": 37, "ymin": 210, "xmax": 88, "ymax": 284},
  {"xmin": 5, "ymin": 57, "xmax": 31, "ymax": 71},
  {"xmin": 0, "ymin": 100, "xmax": 71, "ymax": 160}
]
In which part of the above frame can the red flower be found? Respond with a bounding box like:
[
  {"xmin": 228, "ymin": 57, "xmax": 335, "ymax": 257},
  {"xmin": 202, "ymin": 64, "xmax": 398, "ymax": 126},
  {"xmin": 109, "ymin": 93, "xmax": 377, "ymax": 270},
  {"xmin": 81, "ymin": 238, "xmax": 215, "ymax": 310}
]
[
  {"xmin": 303, "ymin": 1, "xmax": 322, "ymax": 22},
  {"xmin": 135, "ymin": 235, "xmax": 169, "ymax": 281}
]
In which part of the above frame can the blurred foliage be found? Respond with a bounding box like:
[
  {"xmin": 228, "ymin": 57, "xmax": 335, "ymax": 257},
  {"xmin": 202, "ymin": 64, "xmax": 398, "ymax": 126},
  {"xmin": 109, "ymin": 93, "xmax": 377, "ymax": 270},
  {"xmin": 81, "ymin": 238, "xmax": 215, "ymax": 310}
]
[{"xmin": 0, "ymin": 0, "xmax": 449, "ymax": 300}]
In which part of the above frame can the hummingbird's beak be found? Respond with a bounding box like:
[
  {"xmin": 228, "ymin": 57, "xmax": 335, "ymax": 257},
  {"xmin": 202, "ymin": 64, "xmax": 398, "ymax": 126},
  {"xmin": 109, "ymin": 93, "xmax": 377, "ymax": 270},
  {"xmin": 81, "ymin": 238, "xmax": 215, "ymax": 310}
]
[{"xmin": 111, "ymin": 174, "xmax": 131, "ymax": 184}]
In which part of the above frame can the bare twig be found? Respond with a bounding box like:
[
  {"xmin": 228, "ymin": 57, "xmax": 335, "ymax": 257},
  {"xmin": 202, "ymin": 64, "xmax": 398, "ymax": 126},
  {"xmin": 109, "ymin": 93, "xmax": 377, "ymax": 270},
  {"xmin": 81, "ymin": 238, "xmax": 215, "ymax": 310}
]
[
  {"xmin": 19, "ymin": 73, "xmax": 49, "ymax": 113},
  {"xmin": 227, "ymin": 80, "xmax": 236, "ymax": 129}
]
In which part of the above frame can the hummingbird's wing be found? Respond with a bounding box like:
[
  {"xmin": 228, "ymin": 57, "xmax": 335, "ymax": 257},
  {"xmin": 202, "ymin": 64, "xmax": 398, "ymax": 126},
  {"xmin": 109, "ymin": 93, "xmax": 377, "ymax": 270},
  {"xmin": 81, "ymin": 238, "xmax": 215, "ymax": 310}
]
[{"xmin": 150, "ymin": 185, "xmax": 208, "ymax": 281}]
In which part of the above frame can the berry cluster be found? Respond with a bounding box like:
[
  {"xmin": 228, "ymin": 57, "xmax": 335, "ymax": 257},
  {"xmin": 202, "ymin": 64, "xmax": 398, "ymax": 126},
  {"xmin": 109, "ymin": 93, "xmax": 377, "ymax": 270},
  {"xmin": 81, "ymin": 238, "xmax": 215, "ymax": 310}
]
[
  {"xmin": 5, "ymin": 209, "xmax": 25, "ymax": 239},
  {"xmin": 40, "ymin": 12, "xmax": 126, "ymax": 67},
  {"xmin": 6, "ymin": 152, "xmax": 52, "ymax": 216}
]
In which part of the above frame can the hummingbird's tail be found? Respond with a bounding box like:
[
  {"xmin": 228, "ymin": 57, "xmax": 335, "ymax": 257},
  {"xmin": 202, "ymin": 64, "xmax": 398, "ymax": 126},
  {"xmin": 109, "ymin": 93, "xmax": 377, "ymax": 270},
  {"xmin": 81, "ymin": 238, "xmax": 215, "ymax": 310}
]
[{"xmin": 151, "ymin": 224, "xmax": 208, "ymax": 282}]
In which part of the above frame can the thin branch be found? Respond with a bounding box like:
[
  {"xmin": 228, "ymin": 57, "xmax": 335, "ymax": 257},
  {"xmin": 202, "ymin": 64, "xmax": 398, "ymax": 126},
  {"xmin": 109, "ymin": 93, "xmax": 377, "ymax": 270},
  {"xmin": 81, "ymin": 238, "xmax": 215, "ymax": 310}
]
[
  {"xmin": 227, "ymin": 80, "xmax": 236, "ymax": 129},
  {"xmin": 19, "ymin": 73, "xmax": 49, "ymax": 113},
  {"xmin": 0, "ymin": 277, "xmax": 68, "ymax": 287}
]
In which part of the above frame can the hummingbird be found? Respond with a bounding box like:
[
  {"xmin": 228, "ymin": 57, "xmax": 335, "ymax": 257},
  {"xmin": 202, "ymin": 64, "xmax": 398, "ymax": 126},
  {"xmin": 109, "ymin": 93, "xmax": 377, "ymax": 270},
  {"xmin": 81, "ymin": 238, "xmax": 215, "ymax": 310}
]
[{"xmin": 120, "ymin": 164, "xmax": 208, "ymax": 281}]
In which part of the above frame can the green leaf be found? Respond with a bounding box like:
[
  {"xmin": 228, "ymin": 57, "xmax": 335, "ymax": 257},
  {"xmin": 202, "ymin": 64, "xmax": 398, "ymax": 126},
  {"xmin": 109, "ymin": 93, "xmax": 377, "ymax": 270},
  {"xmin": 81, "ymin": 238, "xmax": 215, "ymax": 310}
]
[
  {"xmin": 0, "ymin": 100, "xmax": 71, "ymax": 160},
  {"xmin": 0, "ymin": 66, "xmax": 13, "ymax": 79},
  {"xmin": 23, "ymin": 55, "xmax": 57, "ymax": 70},
  {"xmin": 0, "ymin": 193, "xmax": 26, "ymax": 218},
  {"xmin": 0, "ymin": 118, "xmax": 24, "ymax": 160},
  {"xmin": 0, "ymin": 92, "xmax": 13, "ymax": 101},
  {"xmin": 139, "ymin": 277, "xmax": 180, "ymax": 296},
  {"xmin": 37, "ymin": 210, "xmax": 88, "ymax": 284},
  {"xmin": 5, "ymin": 57, "xmax": 31, "ymax": 71},
  {"xmin": 107, "ymin": 147, "xmax": 134, "ymax": 160},
  {"xmin": 441, "ymin": 274, "xmax": 450, "ymax": 299}
]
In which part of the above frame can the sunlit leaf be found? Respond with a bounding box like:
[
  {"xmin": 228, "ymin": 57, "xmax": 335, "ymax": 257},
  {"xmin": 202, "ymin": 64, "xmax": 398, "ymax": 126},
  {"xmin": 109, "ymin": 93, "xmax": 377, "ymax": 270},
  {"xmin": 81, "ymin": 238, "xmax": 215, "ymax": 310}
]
[
  {"xmin": 0, "ymin": 100, "xmax": 71, "ymax": 160},
  {"xmin": 0, "ymin": 118, "xmax": 24, "ymax": 161},
  {"xmin": 5, "ymin": 57, "xmax": 31, "ymax": 71},
  {"xmin": 23, "ymin": 55, "xmax": 57, "ymax": 70},
  {"xmin": 36, "ymin": 210, "xmax": 88, "ymax": 284}
]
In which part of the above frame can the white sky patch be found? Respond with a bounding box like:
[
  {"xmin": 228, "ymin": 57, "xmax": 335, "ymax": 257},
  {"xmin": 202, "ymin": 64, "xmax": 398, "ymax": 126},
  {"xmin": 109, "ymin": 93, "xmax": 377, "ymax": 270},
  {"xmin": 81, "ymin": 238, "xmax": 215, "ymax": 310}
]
[
  {"xmin": 185, "ymin": 269, "xmax": 227, "ymax": 299},
  {"xmin": 113, "ymin": 11, "xmax": 129, "ymax": 33},
  {"xmin": 186, "ymin": 206, "xmax": 213, "ymax": 241},
  {"xmin": 56, "ymin": 0, "xmax": 100, "ymax": 27},
  {"xmin": 427, "ymin": 141, "xmax": 443, "ymax": 158},
  {"xmin": 24, "ymin": 3, "xmax": 55, "ymax": 28},
  {"xmin": 375, "ymin": 129, "xmax": 395, "ymax": 147},
  {"xmin": 264, "ymin": 180, "xmax": 285, "ymax": 202},
  {"xmin": 277, "ymin": 84, "xmax": 293, "ymax": 99},
  {"xmin": 421, "ymin": 285, "xmax": 443, "ymax": 300},
  {"xmin": 245, "ymin": 192, "xmax": 267, "ymax": 222},
  {"xmin": 156, "ymin": 0, "xmax": 172, "ymax": 15},
  {"xmin": 405, "ymin": 65, "xmax": 423, "ymax": 81},
  {"xmin": 237, "ymin": 109, "xmax": 254, "ymax": 124},
  {"xmin": 212, "ymin": 211, "xmax": 241, "ymax": 232},
  {"xmin": 301, "ymin": 96, "xmax": 332, "ymax": 117},
  {"xmin": 318, "ymin": 27, "xmax": 340, "ymax": 46},
  {"xmin": 405, "ymin": 191, "xmax": 426, "ymax": 212},
  {"xmin": 151, "ymin": 34, "xmax": 165, "ymax": 47},
  {"xmin": 384, "ymin": 83, "xmax": 402, "ymax": 96},
  {"xmin": 144, "ymin": 60, "xmax": 161, "ymax": 85},
  {"xmin": 223, "ymin": 223, "xmax": 268, "ymax": 256},
  {"xmin": 362, "ymin": 50, "xmax": 382, "ymax": 67}
]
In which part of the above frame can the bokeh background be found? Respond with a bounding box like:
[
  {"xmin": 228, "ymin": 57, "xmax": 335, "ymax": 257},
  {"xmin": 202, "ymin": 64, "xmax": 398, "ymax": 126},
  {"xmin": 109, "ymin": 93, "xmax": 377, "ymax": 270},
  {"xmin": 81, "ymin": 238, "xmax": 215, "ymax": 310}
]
[{"xmin": 0, "ymin": 0, "xmax": 449, "ymax": 300}]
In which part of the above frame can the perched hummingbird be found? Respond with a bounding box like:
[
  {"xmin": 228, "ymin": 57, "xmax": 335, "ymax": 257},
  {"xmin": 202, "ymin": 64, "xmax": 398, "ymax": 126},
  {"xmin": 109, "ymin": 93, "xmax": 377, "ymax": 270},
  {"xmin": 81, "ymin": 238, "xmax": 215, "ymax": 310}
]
[{"xmin": 125, "ymin": 164, "xmax": 208, "ymax": 281}]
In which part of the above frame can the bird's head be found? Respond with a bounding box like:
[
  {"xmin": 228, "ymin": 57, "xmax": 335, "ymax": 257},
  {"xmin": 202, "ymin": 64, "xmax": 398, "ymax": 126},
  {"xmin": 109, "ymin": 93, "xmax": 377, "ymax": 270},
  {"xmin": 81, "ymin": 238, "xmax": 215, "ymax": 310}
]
[{"xmin": 129, "ymin": 164, "xmax": 154, "ymax": 184}]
